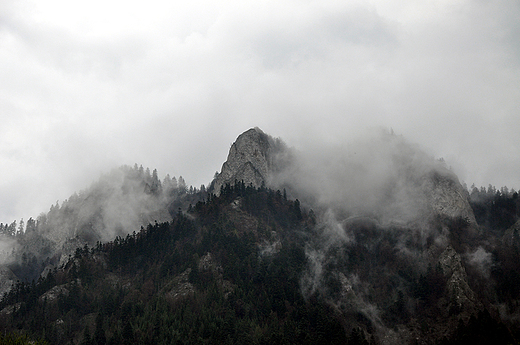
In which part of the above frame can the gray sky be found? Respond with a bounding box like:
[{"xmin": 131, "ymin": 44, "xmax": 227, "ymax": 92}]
[{"xmin": 1, "ymin": 0, "xmax": 519, "ymax": 223}]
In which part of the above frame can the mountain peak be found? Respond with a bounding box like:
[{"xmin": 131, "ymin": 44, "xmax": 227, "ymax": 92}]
[{"xmin": 211, "ymin": 128, "xmax": 286, "ymax": 194}]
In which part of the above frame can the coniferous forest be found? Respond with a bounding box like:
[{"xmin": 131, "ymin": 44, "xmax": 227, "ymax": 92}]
[
  {"xmin": 1, "ymin": 164, "xmax": 520, "ymax": 344},
  {"xmin": 0, "ymin": 184, "xmax": 351, "ymax": 344}
]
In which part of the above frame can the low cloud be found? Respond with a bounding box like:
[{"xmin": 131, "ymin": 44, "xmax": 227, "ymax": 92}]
[
  {"xmin": 0, "ymin": 235, "xmax": 17, "ymax": 265},
  {"xmin": 281, "ymin": 129, "xmax": 458, "ymax": 335},
  {"xmin": 273, "ymin": 128, "xmax": 445, "ymax": 227},
  {"xmin": 1, "ymin": 0, "xmax": 520, "ymax": 225},
  {"xmin": 466, "ymin": 246, "xmax": 493, "ymax": 279}
]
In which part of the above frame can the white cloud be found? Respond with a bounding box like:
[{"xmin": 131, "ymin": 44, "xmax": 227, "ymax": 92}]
[{"xmin": 0, "ymin": 0, "xmax": 519, "ymax": 223}]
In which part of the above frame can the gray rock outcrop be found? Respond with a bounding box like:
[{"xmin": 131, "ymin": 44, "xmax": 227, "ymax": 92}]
[
  {"xmin": 211, "ymin": 128, "xmax": 289, "ymax": 195},
  {"xmin": 422, "ymin": 170, "xmax": 477, "ymax": 227},
  {"xmin": 0, "ymin": 265, "xmax": 18, "ymax": 299},
  {"xmin": 163, "ymin": 268, "xmax": 194, "ymax": 301},
  {"xmin": 439, "ymin": 245, "xmax": 480, "ymax": 313},
  {"xmin": 503, "ymin": 219, "xmax": 520, "ymax": 245},
  {"xmin": 211, "ymin": 128, "xmax": 477, "ymax": 231},
  {"xmin": 39, "ymin": 284, "xmax": 70, "ymax": 302}
]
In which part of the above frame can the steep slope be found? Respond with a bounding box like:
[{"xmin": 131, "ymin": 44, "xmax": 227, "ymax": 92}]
[
  {"xmin": 211, "ymin": 127, "xmax": 289, "ymax": 194},
  {"xmin": 439, "ymin": 245, "xmax": 480, "ymax": 315},
  {"xmin": 423, "ymin": 169, "xmax": 477, "ymax": 227},
  {"xmin": 504, "ymin": 219, "xmax": 520, "ymax": 245},
  {"xmin": 1, "ymin": 186, "xmax": 345, "ymax": 345}
]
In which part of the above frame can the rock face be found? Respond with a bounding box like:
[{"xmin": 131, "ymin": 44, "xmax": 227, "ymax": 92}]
[
  {"xmin": 503, "ymin": 219, "xmax": 520, "ymax": 245},
  {"xmin": 439, "ymin": 245, "xmax": 479, "ymax": 313},
  {"xmin": 211, "ymin": 128, "xmax": 477, "ymax": 230},
  {"xmin": 211, "ymin": 128, "xmax": 288, "ymax": 195},
  {"xmin": 163, "ymin": 268, "xmax": 194, "ymax": 301},
  {"xmin": 39, "ymin": 284, "xmax": 70, "ymax": 302},
  {"xmin": 0, "ymin": 265, "xmax": 18, "ymax": 299},
  {"xmin": 423, "ymin": 170, "xmax": 477, "ymax": 227}
]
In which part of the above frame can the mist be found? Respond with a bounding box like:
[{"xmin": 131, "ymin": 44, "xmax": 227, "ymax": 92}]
[
  {"xmin": 0, "ymin": 235, "xmax": 17, "ymax": 265},
  {"xmin": 263, "ymin": 128, "xmax": 474, "ymax": 337},
  {"xmin": 1, "ymin": 0, "xmax": 519, "ymax": 227},
  {"xmin": 466, "ymin": 246, "xmax": 493, "ymax": 279},
  {"xmin": 273, "ymin": 128, "xmax": 450, "ymax": 227},
  {"xmin": 0, "ymin": 164, "xmax": 206, "ymax": 286}
]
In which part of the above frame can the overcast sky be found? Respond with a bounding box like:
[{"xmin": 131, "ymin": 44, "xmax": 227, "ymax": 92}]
[{"xmin": 1, "ymin": 0, "xmax": 519, "ymax": 223}]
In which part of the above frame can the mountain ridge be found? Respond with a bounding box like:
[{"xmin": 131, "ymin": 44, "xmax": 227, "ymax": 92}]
[{"xmin": 0, "ymin": 128, "xmax": 519, "ymax": 344}]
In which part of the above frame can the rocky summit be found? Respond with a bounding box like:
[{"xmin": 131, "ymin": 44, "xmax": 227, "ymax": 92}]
[
  {"xmin": 212, "ymin": 128, "xmax": 477, "ymax": 230},
  {"xmin": 211, "ymin": 127, "xmax": 287, "ymax": 195}
]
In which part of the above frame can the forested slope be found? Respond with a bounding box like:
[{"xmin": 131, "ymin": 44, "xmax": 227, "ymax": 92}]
[
  {"xmin": 2, "ymin": 182, "xmax": 520, "ymax": 344},
  {"xmin": 0, "ymin": 184, "xmax": 351, "ymax": 344}
]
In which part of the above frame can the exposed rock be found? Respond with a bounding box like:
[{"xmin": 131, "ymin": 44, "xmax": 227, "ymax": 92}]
[
  {"xmin": 221, "ymin": 279, "xmax": 235, "ymax": 299},
  {"xmin": 335, "ymin": 272, "xmax": 385, "ymax": 333},
  {"xmin": 258, "ymin": 238, "xmax": 282, "ymax": 257},
  {"xmin": 0, "ymin": 302, "xmax": 21, "ymax": 315},
  {"xmin": 58, "ymin": 237, "xmax": 86, "ymax": 267},
  {"xmin": 40, "ymin": 264, "xmax": 55, "ymax": 279},
  {"xmin": 211, "ymin": 128, "xmax": 289, "ymax": 195},
  {"xmin": 377, "ymin": 162, "xmax": 477, "ymax": 229},
  {"xmin": 196, "ymin": 252, "xmax": 235, "ymax": 298},
  {"xmin": 422, "ymin": 170, "xmax": 477, "ymax": 228},
  {"xmin": 339, "ymin": 272, "xmax": 354, "ymax": 297},
  {"xmin": 163, "ymin": 269, "xmax": 195, "ymax": 301},
  {"xmin": 211, "ymin": 128, "xmax": 477, "ymax": 235},
  {"xmin": 438, "ymin": 245, "xmax": 480, "ymax": 314},
  {"xmin": 0, "ymin": 265, "xmax": 18, "ymax": 299},
  {"xmin": 39, "ymin": 284, "xmax": 70, "ymax": 302},
  {"xmin": 230, "ymin": 197, "xmax": 242, "ymax": 209},
  {"xmin": 198, "ymin": 252, "xmax": 222, "ymax": 274},
  {"xmin": 439, "ymin": 245, "xmax": 465, "ymax": 277},
  {"xmin": 503, "ymin": 219, "xmax": 520, "ymax": 245}
]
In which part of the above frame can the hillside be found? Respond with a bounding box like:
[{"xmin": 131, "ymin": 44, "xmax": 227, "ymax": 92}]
[
  {"xmin": 1, "ymin": 128, "xmax": 520, "ymax": 344},
  {"xmin": 1, "ymin": 185, "xmax": 348, "ymax": 344},
  {"xmin": 0, "ymin": 164, "xmax": 204, "ymax": 288}
]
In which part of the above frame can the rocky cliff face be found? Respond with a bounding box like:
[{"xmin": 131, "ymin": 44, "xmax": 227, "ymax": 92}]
[
  {"xmin": 0, "ymin": 265, "xmax": 18, "ymax": 299},
  {"xmin": 503, "ymin": 219, "xmax": 520, "ymax": 245},
  {"xmin": 211, "ymin": 128, "xmax": 289, "ymax": 195},
  {"xmin": 212, "ymin": 128, "xmax": 477, "ymax": 230},
  {"xmin": 439, "ymin": 245, "xmax": 480, "ymax": 314},
  {"xmin": 423, "ymin": 170, "xmax": 477, "ymax": 227}
]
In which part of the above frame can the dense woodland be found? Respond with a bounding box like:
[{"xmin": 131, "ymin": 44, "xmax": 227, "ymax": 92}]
[
  {"xmin": 468, "ymin": 184, "xmax": 519, "ymax": 232},
  {"xmin": 0, "ymin": 184, "xmax": 350, "ymax": 344},
  {"xmin": 1, "ymin": 167, "xmax": 520, "ymax": 344}
]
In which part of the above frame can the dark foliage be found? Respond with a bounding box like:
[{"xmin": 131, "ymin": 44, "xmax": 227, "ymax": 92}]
[
  {"xmin": 3, "ymin": 181, "xmax": 520, "ymax": 344},
  {"xmin": 442, "ymin": 309, "xmax": 515, "ymax": 345},
  {"xmin": 469, "ymin": 185, "xmax": 519, "ymax": 233},
  {"xmin": 0, "ymin": 332, "xmax": 47, "ymax": 345},
  {"xmin": 0, "ymin": 184, "xmax": 346, "ymax": 345}
]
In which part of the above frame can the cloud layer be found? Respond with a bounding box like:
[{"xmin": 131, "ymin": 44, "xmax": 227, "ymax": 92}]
[{"xmin": 1, "ymin": 0, "xmax": 519, "ymax": 223}]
